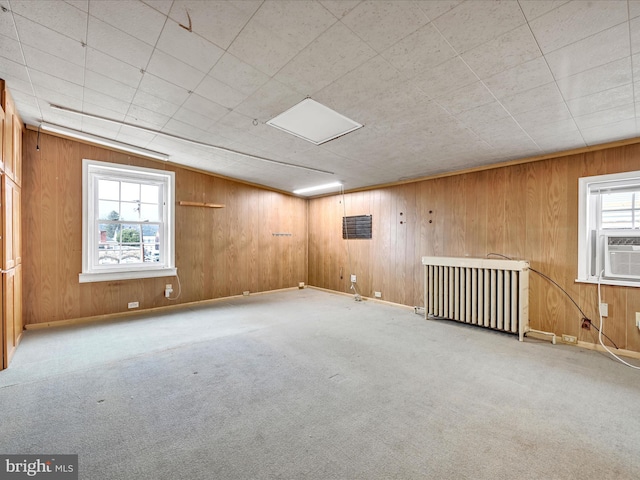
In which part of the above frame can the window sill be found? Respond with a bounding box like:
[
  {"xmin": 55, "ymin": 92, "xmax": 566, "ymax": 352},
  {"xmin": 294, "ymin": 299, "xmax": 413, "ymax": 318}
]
[
  {"xmin": 79, "ymin": 267, "xmax": 177, "ymax": 283},
  {"xmin": 575, "ymin": 277, "xmax": 640, "ymax": 288}
]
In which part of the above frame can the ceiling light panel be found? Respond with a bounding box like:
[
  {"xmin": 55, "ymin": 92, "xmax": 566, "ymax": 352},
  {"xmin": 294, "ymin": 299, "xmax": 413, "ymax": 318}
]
[{"xmin": 267, "ymin": 98, "xmax": 363, "ymax": 145}]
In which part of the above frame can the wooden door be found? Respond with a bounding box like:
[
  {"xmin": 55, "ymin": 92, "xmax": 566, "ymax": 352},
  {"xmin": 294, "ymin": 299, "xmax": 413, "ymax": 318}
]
[
  {"xmin": 3, "ymin": 267, "xmax": 15, "ymax": 367},
  {"xmin": 3, "ymin": 175, "xmax": 14, "ymax": 270}
]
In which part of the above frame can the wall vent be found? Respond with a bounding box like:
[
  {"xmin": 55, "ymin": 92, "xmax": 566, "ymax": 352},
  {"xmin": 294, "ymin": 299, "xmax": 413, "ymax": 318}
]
[{"xmin": 343, "ymin": 215, "xmax": 372, "ymax": 239}]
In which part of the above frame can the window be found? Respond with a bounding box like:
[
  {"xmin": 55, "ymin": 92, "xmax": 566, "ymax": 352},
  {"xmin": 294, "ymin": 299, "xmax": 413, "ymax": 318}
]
[
  {"xmin": 80, "ymin": 160, "xmax": 176, "ymax": 283},
  {"xmin": 577, "ymin": 170, "xmax": 640, "ymax": 287}
]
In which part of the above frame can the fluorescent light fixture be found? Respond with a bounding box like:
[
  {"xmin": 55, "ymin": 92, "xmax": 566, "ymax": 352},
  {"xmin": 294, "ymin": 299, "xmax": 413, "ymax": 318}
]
[
  {"xmin": 48, "ymin": 104, "xmax": 334, "ymax": 175},
  {"xmin": 267, "ymin": 98, "xmax": 363, "ymax": 145},
  {"xmin": 40, "ymin": 123, "xmax": 170, "ymax": 161},
  {"xmin": 293, "ymin": 181, "xmax": 343, "ymax": 195}
]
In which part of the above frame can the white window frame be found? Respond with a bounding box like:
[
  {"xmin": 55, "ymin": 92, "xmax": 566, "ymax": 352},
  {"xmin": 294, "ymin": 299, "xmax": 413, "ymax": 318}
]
[
  {"xmin": 577, "ymin": 170, "xmax": 640, "ymax": 287},
  {"xmin": 80, "ymin": 159, "xmax": 176, "ymax": 283}
]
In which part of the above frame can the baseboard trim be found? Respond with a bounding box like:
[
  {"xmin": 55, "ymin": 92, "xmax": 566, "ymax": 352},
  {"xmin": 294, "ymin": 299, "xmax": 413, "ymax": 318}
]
[
  {"xmin": 576, "ymin": 340, "xmax": 640, "ymax": 361},
  {"xmin": 24, "ymin": 287, "xmax": 300, "ymax": 330}
]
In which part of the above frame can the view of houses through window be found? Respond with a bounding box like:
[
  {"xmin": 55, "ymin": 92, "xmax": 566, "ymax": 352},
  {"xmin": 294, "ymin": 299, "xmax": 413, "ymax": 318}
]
[{"xmin": 97, "ymin": 179, "xmax": 161, "ymax": 265}]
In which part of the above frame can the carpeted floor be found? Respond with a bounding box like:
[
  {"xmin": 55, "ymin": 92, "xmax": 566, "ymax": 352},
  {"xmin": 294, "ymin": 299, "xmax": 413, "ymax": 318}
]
[{"xmin": 1, "ymin": 288, "xmax": 639, "ymax": 479}]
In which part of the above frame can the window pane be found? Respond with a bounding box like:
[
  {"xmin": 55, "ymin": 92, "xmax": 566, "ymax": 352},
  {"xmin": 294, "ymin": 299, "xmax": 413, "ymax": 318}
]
[
  {"xmin": 98, "ymin": 179, "xmax": 120, "ymax": 200},
  {"xmin": 142, "ymin": 224, "xmax": 160, "ymax": 262},
  {"xmin": 98, "ymin": 202, "xmax": 120, "ymax": 221},
  {"xmin": 119, "ymin": 224, "xmax": 143, "ymax": 264},
  {"xmin": 139, "ymin": 203, "xmax": 160, "ymax": 222},
  {"xmin": 121, "ymin": 182, "xmax": 140, "ymax": 202},
  {"xmin": 601, "ymin": 191, "xmax": 640, "ymax": 230},
  {"xmin": 120, "ymin": 201, "xmax": 140, "ymax": 221},
  {"xmin": 141, "ymin": 184, "xmax": 159, "ymax": 203},
  {"xmin": 98, "ymin": 222, "xmax": 120, "ymax": 243}
]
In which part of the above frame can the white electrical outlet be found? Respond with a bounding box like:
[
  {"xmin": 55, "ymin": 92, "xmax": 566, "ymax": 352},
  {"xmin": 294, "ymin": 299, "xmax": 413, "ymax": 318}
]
[
  {"xmin": 374, "ymin": 291, "xmax": 382, "ymax": 298},
  {"xmin": 243, "ymin": 291, "xmax": 250, "ymax": 296},
  {"xmin": 600, "ymin": 303, "xmax": 608, "ymax": 317},
  {"xmin": 636, "ymin": 312, "xmax": 640, "ymax": 329},
  {"xmin": 350, "ymin": 274, "xmax": 357, "ymax": 283},
  {"xmin": 128, "ymin": 301, "xmax": 139, "ymax": 309}
]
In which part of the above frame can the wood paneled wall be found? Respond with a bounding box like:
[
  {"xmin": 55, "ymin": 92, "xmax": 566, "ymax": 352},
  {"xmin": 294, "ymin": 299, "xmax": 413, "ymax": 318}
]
[
  {"xmin": 22, "ymin": 130, "xmax": 308, "ymax": 325},
  {"xmin": 308, "ymin": 144, "xmax": 640, "ymax": 353}
]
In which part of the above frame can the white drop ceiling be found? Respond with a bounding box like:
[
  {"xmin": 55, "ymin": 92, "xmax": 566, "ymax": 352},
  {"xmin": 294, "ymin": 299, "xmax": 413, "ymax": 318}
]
[{"xmin": 1, "ymin": 0, "xmax": 640, "ymax": 194}]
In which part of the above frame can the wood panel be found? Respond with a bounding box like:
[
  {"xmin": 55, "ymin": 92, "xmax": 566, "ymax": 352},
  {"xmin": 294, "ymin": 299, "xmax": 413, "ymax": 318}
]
[
  {"xmin": 22, "ymin": 130, "xmax": 308, "ymax": 325},
  {"xmin": 308, "ymin": 142, "xmax": 640, "ymax": 353}
]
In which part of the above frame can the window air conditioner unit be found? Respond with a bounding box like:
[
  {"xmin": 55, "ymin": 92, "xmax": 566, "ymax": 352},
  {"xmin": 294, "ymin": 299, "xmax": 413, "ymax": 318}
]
[{"xmin": 604, "ymin": 232, "xmax": 640, "ymax": 280}]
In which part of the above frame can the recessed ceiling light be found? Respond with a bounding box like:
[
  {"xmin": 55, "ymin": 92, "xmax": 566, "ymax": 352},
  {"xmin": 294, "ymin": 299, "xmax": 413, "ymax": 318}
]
[
  {"xmin": 293, "ymin": 181, "xmax": 343, "ymax": 195},
  {"xmin": 267, "ymin": 98, "xmax": 363, "ymax": 145}
]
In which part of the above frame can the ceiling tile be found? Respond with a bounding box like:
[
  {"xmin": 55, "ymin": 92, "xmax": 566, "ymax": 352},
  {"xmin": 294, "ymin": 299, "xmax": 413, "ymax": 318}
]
[
  {"xmin": 566, "ymin": 84, "xmax": 633, "ymax": 117},
  {"xmin": 250, "ymin": 0, "xmax": 336, "ymax": 50},
  {"xmin": 518, "ymin": 0, "xmax": 570, "ymax": 22},
  {"xmin": 155, "ymin": 19, "xmax": 224, "ymax": 74},
  {"xmin": 65, "ymin": 1, "xmax": 88, "ymax": 12},
  {"xmin": 315, "ymin": 55, "xmax": 405, "ymax": 119},
  {"xmin": 0, "ymin": 35, "xmax": 24, "ymax": 64},
  {"xmin": 10, "ymin": 0, "xmax": 87, "ymax": 40},
  {"xmin": 341, "ymin": 0, "xmax": 429, "ymax": 52},
  {"xmin": 318, "ymin": 0, "xmax": 362, "ymax": 19},
  {"xmin": 146, "ymin": 49, "xmax": 206, "ymax": 91},
  {"xmin": 227, "ymin": 18, "xmax": 299, "ymax": 77},
  {"xmin": 131, "ymin": 89, "xmax": 180, "ymax": 117},
  {"xmin": 462, "ymin": 24, "xmax": 541, "ymax": 79},
  {"xmin": 432, "ymin": 0, "xmax": 526, "ymax": 54},
  {"xmin": 208, "ymin": 53, "xmax": 270, "ymax": 97},
  {"xmin": 0, "ymin": 5, "xmax": 18, "ymax": 39},
  {"xmin": 534, "ymin": 129, "xmax": 585, "ymax": 151},
  {"xmin": 380, "ymin": 23, "xmax": 456, "ymax": 79},
  {"xmin": 13, "ymin": 15, "xmax": 85, "ymax": 66},
  {"xmin": 81, "ymin": 115, "xmax": 122, "ymax": 136},
  {"xmin": 0, "ymin": 56, "xmax": 29, "ymax": 82},
  {"xmin": 555, "ymin": 57, "xmax": 632, "ymax": 100},
  {"xmin": 171, "ymin": 105, "xmax": 218, "ymax": 131},
  {"xmin": 169, "ymin": 0, "xmax": 259, "ymax": 50},
  {"xmin": 125, "ymin": 104, "xmax": 170, "ymax": 130},
  {"xmin": 513, "ymin": 103, "xmax": 572, "ymax": 128},
  {"xmin": 528, "ymin": 0, "xmax": 628, "ymax": 54},
  {"xmin": 89, "ymin": 0, "xmax": 165, "ymax": 45},
  {"xmin": 87, "ymin": 16, "xmax": 153, "ymax": 69},
  {"xmin": 86, "ymin": 48, "xmax": 143, "ymax": 88},
  {"xmin": 573, "ymin": 104, "xmax": 636, "ymax": 130},
  {"xmin": 631, "ymin": 16, "xmax": 640, "ymax": 54},
  {"xmin": 138, "ymin": 73, "xmax": 191, "ymax": 106},
  {"xmin": 412, "ymin": 57, "xmax": 478, "ymax": 98},
  {"xmin": 525, "ymin": 117, "xmax": 578, "ymax": 139},
  {"xmin": 274, "ymin": 22, "xmax": 376, "ymax": 94},
  {"xmin": 41, "ymin": 106, "xmax": 83, "ymax": 129},
  {"xmin": 142, "ymin": 0, "xmax": 173, "ymax": 15},
  {"xmin": 181, "ymin": 94, "xmax": 229, "ymax": 123},
  {"xmin": 194, "ymin": 75, "xmax": 247, "ymax": 110},
  {"xmin": 0, "ymin": 75, "xmax": 34, "ymax": 97},
  {"xmin": 83, "ymin": 88, "xmax": 131, "ymax": 115},
  {"xmin": 84, "ymin": 69, "xmax": 137, "ymax": 103},
  {"xmin": 161, "ymin": 117, "xmax": 215, "ymax": 143},
  {"xmin": 499, "ymin": 82, "xmax": 565, "ymax": 115},
  {"xmin": 455, "ymin": 101, "xmax": 510, "ymax": 128},
  {"xmin": 34, "ymin": 84, "xmax": 83, "ymax": 111},
  {"xmin": 234, "ymin": 79, "xmax": 304, "ymax": 121},
  {"xmin": 436, "ymin": 81, "xmax": 495, "ymax": 115},
  {"xmin": 22, "ymin": 44, "xmax": 84, "ymax": 85},
  {"xmin": 631, "ymin": 1, "xmax": 640, "ymax": 19},
  {"xmin": 581, "ymin": 119, "xmax": 637, "ymax": 145},
  {"xmin": 545, "ymin": 23, "xmax": 630, "ymax": 80},
  {"xmin": 29, "ymin": 69, "xmax": 84, "ymax": 100},
  {"xmin": 117, "ymin": 124, "xmax": 158, "ymax": 145},
  {"xmin": 484, "ymin": 56, "xmax": 553, "ymax": 99},
  {"xmin": 467, "ymin": 115, "xmax": 525, "ymax": 140},
  {"xmin": 413, "ymin": 0, "xmax": 463, "ymax": 21}
]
